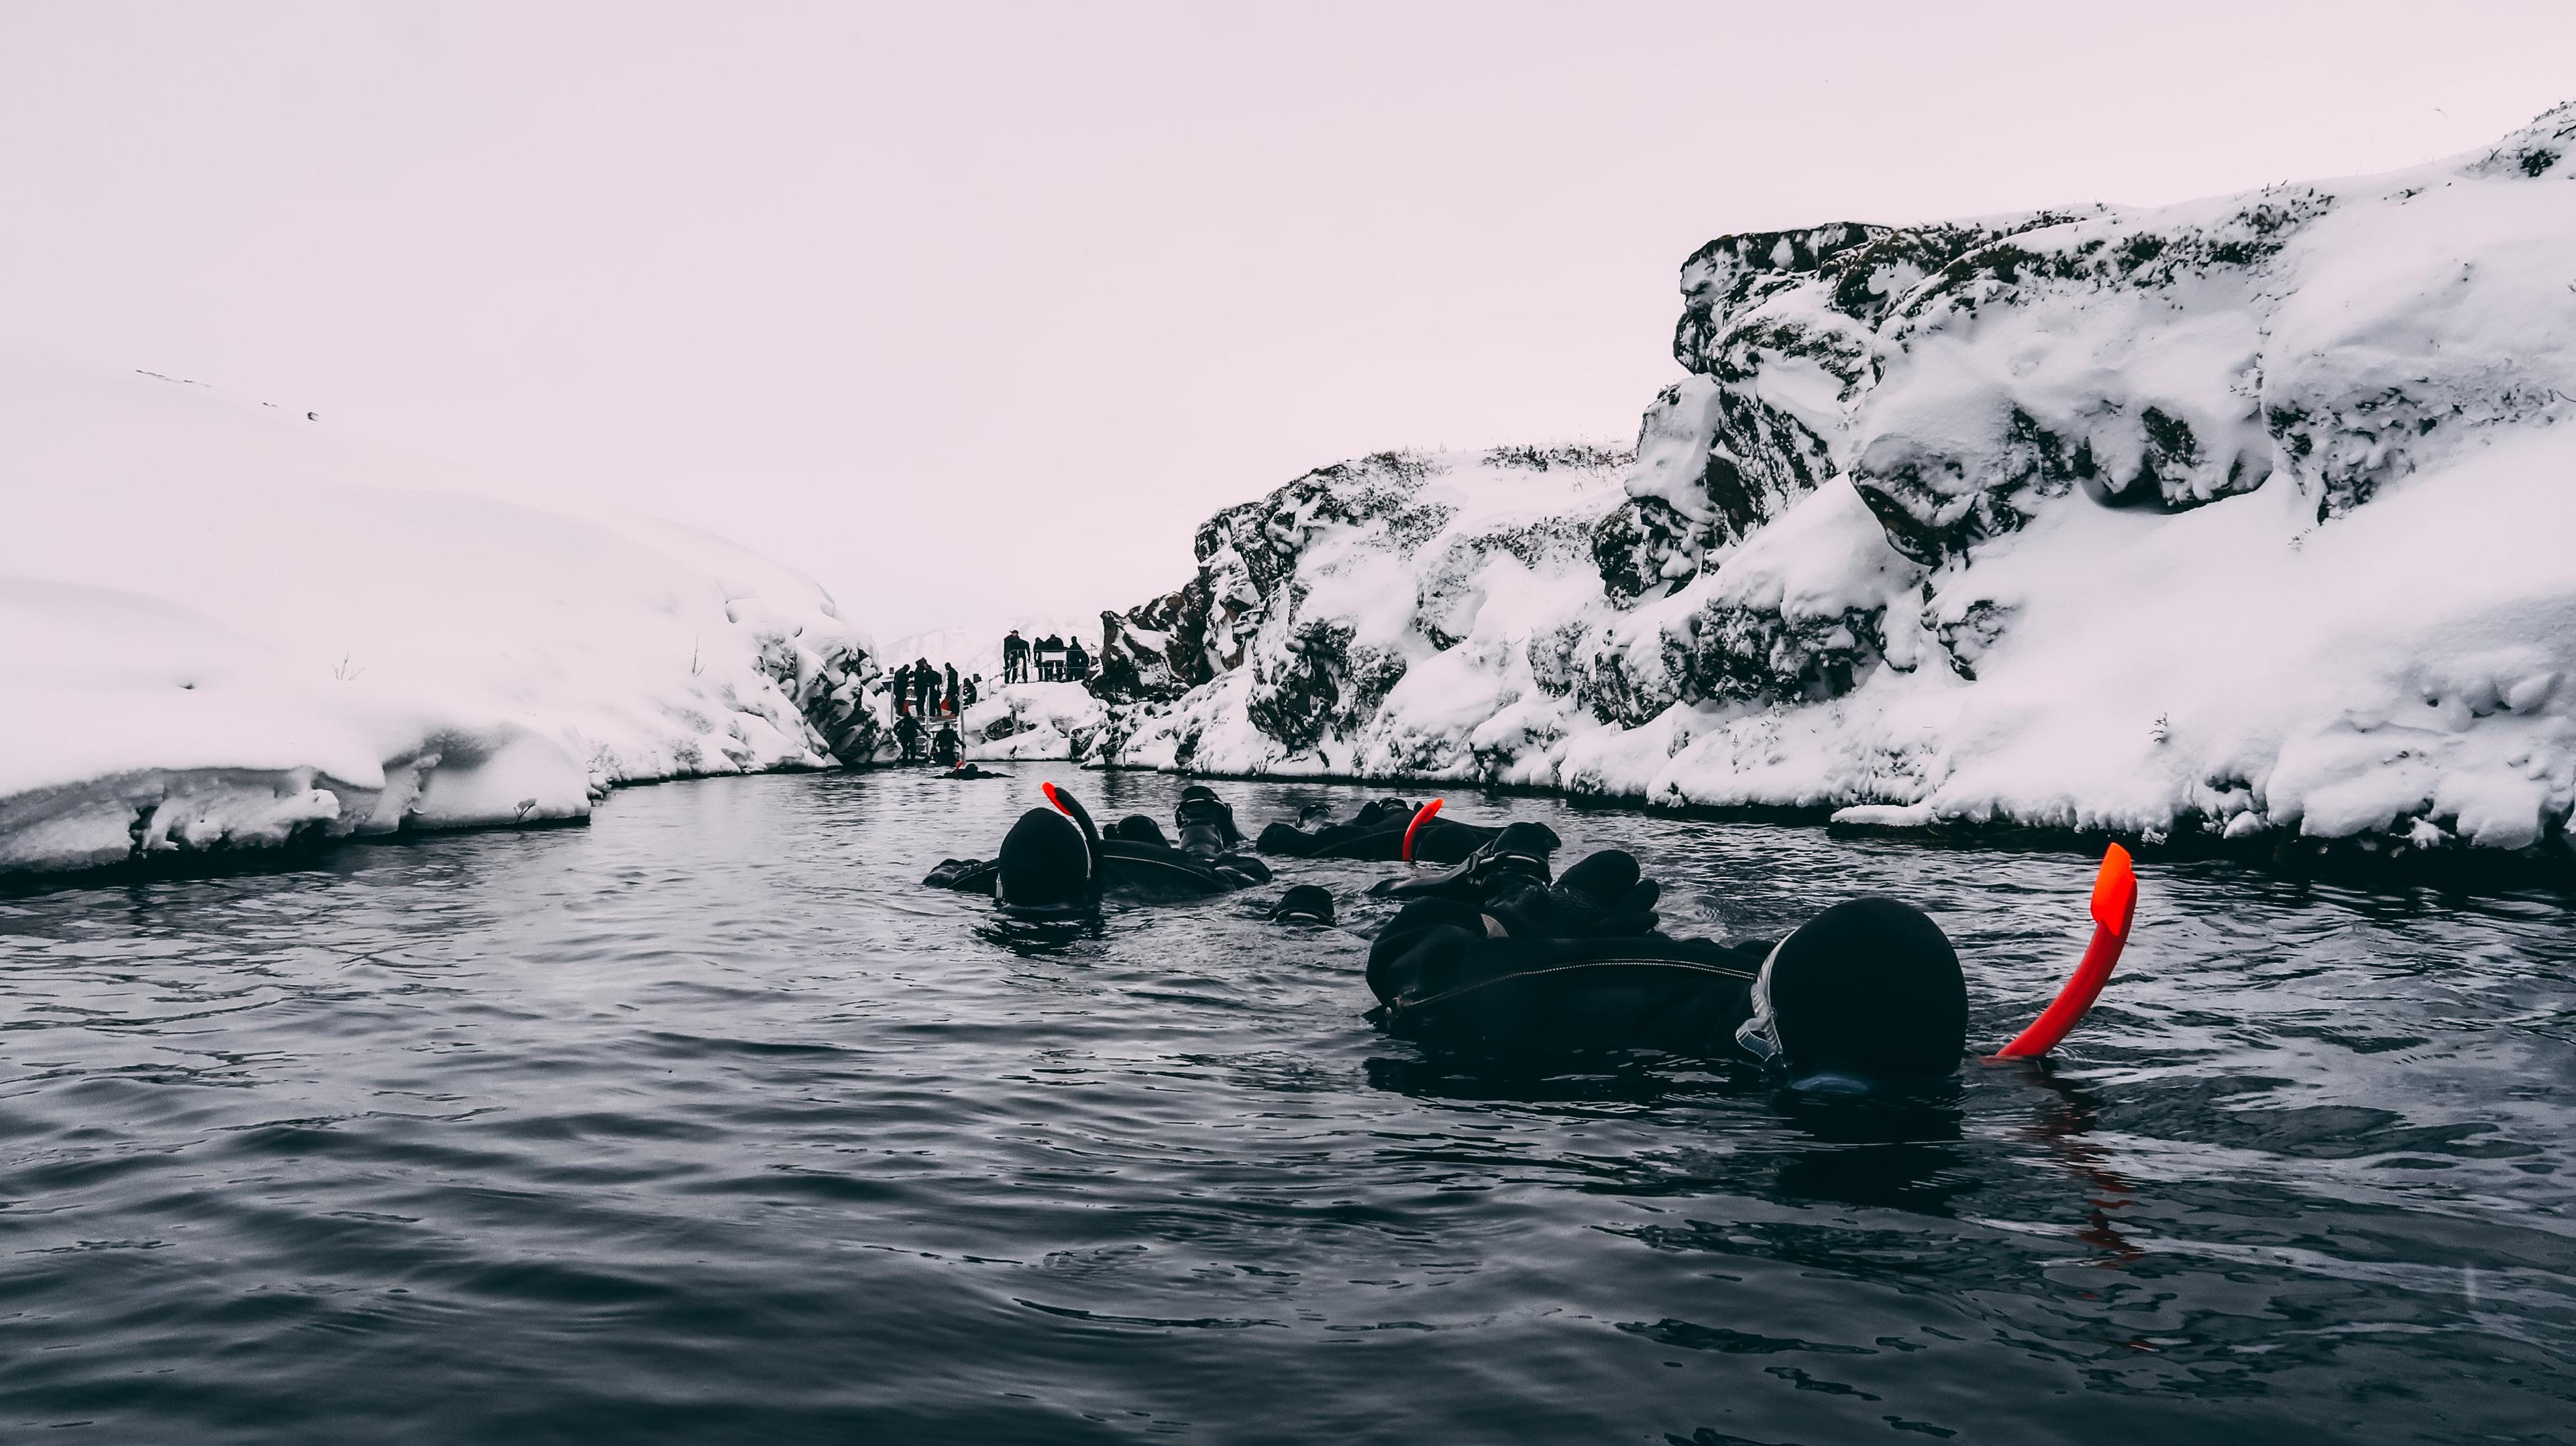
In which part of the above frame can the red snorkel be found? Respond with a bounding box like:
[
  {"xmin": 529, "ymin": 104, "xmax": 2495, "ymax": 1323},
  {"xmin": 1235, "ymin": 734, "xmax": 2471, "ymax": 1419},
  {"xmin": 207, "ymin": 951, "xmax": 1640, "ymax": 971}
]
[
  {"xmin": 1988, "ymin": 844, "xmax": 2139, "ymax": 1062},
  {"xmin": 1038, "ymin": 781, "xmax": 1105, "ymax": 906},
  {"xmin": 1400, "ymin": 798, "xmax": 1444, "ymax": 863}
]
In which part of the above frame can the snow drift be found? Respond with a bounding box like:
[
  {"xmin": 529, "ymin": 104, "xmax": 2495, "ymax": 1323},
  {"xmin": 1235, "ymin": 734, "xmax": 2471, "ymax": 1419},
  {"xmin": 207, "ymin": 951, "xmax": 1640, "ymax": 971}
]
[
  {"xmin": 1, "ymin": 353, "xmax": 879, "ymax": 876},
  {"xmin": 1088, "ymin": 105, "xmax": 2576, "ymax": 858}
]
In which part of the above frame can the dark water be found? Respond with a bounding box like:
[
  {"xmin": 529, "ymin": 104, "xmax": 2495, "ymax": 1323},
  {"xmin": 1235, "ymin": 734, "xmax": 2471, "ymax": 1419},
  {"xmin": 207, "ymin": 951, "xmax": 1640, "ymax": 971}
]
[{"xmin": 3, "ymin": 771, "xmax": 2571, "ymax": 1445}]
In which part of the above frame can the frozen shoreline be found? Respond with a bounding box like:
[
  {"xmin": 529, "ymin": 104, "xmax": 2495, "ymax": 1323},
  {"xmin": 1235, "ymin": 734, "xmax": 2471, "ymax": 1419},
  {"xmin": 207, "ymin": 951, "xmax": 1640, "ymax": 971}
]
[
  {"xmin": 1064, "ymin": 759, "xmax": 2576, "ymax": 887},
  {"xmin": 0, "ymin": 353, "xmax": 881, "ymax": 879}
]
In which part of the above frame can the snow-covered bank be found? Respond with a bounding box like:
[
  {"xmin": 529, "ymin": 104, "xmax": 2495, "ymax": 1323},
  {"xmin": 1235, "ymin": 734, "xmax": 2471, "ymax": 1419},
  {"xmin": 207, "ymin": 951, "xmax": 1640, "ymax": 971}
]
[
  {"xmin": 1086, "ymin": 106, "xmax": 2576, "ymax": 860},
  {"xmin": 1, "ymin": 355, "xmax": 879, "ymax": 877}
]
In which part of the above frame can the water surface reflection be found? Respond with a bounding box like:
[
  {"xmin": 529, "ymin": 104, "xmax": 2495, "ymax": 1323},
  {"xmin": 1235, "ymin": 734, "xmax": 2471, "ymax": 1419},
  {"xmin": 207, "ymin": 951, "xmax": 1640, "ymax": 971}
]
[{"xmin": 1, "ymin": 771, "xmax": 2568, "ymax": 1443}]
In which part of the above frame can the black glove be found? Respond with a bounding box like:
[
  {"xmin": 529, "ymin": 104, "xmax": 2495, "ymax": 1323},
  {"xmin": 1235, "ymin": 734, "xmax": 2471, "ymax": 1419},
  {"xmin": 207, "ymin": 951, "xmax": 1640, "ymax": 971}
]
[
  {"xmin": 922, "ymin": 858, "xmax": 1000, "ymax": 895},
  {"xmin": 1484, "ymin": 850, "xmax": 1660, "ymax": 938},
  {"xmin": 1367, "ymin": 821, "xmax": 1560, "ymax": 903},
  {"xmin": 1212, "ymin": 853, "xmax": 1273, "ymax": 887}
]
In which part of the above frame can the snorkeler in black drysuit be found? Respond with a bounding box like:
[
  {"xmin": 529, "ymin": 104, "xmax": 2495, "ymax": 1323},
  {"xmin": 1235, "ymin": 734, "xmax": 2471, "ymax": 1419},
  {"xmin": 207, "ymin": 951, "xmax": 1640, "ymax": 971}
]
[
  {"xmin": 893, "ymin": 711, "xmax": 926, "ymax": 763},
  {"xmin": 1255, "ymin": 796, "xmax": 1500, "ymax": 864},
  {"xmin": 1256, "ymin": 796, "xmax": 1407, "ymax": 854},
  {"xmin": 1173, "ymin": 784, "xmax": 1246, "ymax": 859},
  {"xmin": 922, "ymin": 784, "xmax": 1273, "ymax": 915},
  {"xmin": 1360, "ymin": 826, "xmax": 1968, "ymax": 1086},
  {"xmin": 1267, "ymin": 884, "xmax": 1337, "ymax": 926},
  {"xmin": 931, "ymin": 722, "xmax": 962, "ymax": 769}
]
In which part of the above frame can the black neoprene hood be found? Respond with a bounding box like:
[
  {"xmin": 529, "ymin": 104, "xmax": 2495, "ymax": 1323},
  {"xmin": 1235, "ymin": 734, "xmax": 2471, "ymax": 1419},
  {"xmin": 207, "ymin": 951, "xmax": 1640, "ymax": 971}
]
[
  {"xmin": 1761, "ymin": 897, "xmax": 1967, "ymax": 1080},
  {"xmin": 996, "ymin": 807, "xmax": 1093, "ymax": 915}
]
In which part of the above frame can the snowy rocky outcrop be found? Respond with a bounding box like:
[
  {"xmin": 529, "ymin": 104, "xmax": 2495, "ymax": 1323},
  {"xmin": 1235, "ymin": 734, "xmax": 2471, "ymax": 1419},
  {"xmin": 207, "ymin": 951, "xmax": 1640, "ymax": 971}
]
[
  {"xmin": 1088, "ymin": 104, "xmax": 2576, "ymax": 858},
  {"xmin": 1095, "ymin": 445, "xmax": 1633, "ymax": 778},
  {"xmin": 0, "ymin": 353, "xmax": 879, "ymax": 876}
]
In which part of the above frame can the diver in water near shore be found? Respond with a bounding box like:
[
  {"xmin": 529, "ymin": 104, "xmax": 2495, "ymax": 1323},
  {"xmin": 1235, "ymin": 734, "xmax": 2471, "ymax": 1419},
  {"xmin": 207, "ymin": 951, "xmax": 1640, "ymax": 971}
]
[
  {"xmin": 1255, "ymin": 797, "xmax": 1499, "ymax": 864},
  {"xmin": 923, "ymin": 784, "xmax": 1273, "ymax": 914},
  {"xmin": 1360, "ymin": 821, "xmax": 2135, "ymax": 1084},
  {"xmin": 1174, "ymin": 784, "xmax": 1246, "ymax": 858},
  {"xmin": 925, "ymin": 779, "xmax": 2131, "ymax": 1079},
  {"xmin": 1366, "ymin": 871, "xmax": 1967, "ymax": 1083},
  {"xmin": 1362, "ymin": 824, "xmax": 1967, "ymax": 1079},
  {"xmin": 1268, "ymin": 884, "xmax": 1338, "ymax": 925}
]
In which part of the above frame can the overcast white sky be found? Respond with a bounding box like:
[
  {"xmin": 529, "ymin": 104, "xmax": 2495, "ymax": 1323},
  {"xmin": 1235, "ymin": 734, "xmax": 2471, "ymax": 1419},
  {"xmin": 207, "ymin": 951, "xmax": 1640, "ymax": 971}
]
[{"xmin": 5, "ymin": 2, "xmax": 2573, "ymax": 637}]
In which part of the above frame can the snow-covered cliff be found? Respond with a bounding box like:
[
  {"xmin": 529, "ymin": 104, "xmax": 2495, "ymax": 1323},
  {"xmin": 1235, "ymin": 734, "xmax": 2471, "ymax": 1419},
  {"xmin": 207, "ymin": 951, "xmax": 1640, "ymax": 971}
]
[
  {"xmin": 1091, "ymin": 104, "xmax": 2576, "ymax": 858},
  {"xmin": 1, "ymin": 354, "xmax": 879, "ymax": 877}
]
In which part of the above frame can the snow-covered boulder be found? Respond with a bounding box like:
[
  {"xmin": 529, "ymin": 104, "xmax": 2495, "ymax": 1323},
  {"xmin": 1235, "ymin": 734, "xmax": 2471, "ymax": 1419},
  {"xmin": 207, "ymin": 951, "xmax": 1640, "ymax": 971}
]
[
  {"xmin": 962, "ymin": 681, "xmax": 1109, "ymax": 761},
  {"xmin": 1087, "ymin": 104, "xmax": 2576, "ymax": 859},
  {"xmin": 0, "ymin": 353, "xmax": 879, "ymax": 876}
]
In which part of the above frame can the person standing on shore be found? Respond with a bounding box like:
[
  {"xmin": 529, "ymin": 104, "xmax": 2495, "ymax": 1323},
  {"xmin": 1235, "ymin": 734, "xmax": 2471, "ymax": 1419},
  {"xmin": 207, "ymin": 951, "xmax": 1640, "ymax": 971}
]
[
  {"xmin": 890, "ymin": 661, "xmax": 914, "ymax": 717},
  {"xmin": 1002, "ymin": 630, "xmax": 1028, "ymax": 684}
]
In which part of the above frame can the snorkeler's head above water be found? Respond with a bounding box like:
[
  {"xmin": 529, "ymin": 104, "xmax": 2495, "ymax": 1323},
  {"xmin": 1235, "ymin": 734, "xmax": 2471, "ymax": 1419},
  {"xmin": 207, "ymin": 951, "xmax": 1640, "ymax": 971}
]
[
  {"xmin": 1736, "ymin": 897, "xmax": 1966, "ymax": 1083},
  {"xmin": 1269, "ymin": 884, "xmax": 1338, "ymax": 926},
  {"xmin": 996, "ymin": 805, "xmax": 1097, "ymax": 917}
]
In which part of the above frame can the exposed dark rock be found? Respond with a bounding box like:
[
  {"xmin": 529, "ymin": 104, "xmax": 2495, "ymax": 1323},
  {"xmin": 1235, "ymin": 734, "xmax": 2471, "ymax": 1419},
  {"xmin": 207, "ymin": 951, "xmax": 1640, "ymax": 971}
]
[
  {"xmin": 1095, "ymin": 578, "xmax": 1212, "ymax": 704},
  {"xmin": 762, "ymin": 634, "xmax": 879, "ymax": 765}
]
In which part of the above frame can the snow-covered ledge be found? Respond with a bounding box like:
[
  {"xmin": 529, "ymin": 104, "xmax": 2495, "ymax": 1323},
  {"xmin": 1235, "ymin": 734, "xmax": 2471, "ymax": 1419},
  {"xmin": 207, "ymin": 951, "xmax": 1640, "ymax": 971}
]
[{"xmin": 1, "ymin": 353, "xmax": 879, "ymax": 878}]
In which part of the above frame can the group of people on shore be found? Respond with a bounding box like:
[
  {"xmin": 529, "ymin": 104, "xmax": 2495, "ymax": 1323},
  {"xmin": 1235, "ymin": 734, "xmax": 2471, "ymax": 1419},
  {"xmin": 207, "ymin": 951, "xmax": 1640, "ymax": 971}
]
[
  {"xmin": 1001, "ymin": 630, "xmax": 1091, "ymax": 683},
  {"xmin": 891, "ymin": 712, "xmax": 963, "ymax": 768},
  {"xmin": 887, "ymin": 657, "xmax": 977, "ymax": 767},
  {"xmin": 880, "ymin": 628, "xmax": 1099, "ymax": 767}
]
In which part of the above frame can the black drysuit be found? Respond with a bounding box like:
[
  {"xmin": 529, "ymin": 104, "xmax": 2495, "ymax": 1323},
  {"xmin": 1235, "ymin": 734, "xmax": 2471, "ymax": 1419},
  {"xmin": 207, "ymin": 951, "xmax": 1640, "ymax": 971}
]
[
  {"xmin": 1360, "ymin": 836, "xmax": 1967, "ymax": 1078},
  {"xmin": 1255, "ymin": 798, "xmax": 1501, "ymax": 864},
  {"xmin": 922, "ymin": 790, "xmax": 1272, "ymax": 911}
]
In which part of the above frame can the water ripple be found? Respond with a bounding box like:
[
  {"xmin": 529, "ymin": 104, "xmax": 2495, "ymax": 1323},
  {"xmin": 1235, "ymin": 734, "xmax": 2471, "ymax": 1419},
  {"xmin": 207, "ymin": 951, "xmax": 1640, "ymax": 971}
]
[{"xmin": 1, "ymin": 770, "xmax": 2570, "ymax": 1444}]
